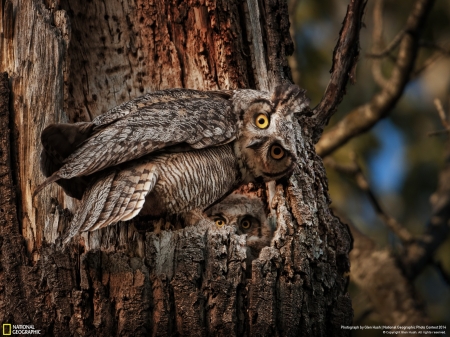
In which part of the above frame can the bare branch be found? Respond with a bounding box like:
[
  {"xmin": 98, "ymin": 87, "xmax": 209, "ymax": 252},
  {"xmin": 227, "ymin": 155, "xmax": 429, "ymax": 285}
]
[
  {"xmin": 401, "ymin": 138, "xmax": 450, "ymax": 278},
  {"xmin": 370, "ymin": 0, "xmax": 390, "ymax": 88},
  {"xmin": 366, "ymin": 30, "xmax": 406, "ymax": 59},
  {"xmin": 428, "ymin": 129, "xmax": 450, "ymax": 137},
  {"xmin": 325, "ymin": 156, "xmax": 414, "ymax": 243},
  {"xmin": 419, "ymin": 40, "xmax": 450, "ymax": 55},
  {"xmin": 366, "ymin": 0, "xmax": 409, "ymax": 60},
  {"xmin": 316, "ymin": 0, "xmax": 436, "ymax": 157},
  {"xmin": 434, "ymin": 98, "xmax": 449, "ymax": 130},
  {"xmin": 427, "ymin": 99, "xmax": 449, "ymax": 136},
  {"xmin": 312, "ymin": 0, "xmax": 368, "ymax": 137},
  {"xmin": 412, "ymin": 49, "xmax": 447, "ymax": 78}
]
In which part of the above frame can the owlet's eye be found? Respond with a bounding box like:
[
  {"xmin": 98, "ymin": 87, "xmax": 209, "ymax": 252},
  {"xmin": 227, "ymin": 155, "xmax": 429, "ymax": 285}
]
[
  {"xmin": 215, "ymin": 218, "xmax": 226, "ymax": 227},
  {"xmin": 255, "ymin": 114, "xmax": 269, "ymax": 129},
  {"xmin": 270, "ymin": 144, "xmax": 285, "ymax": 160},
  {"xmin": 241, "ymin": 219, "xmax": 251, "ymax": 229}
]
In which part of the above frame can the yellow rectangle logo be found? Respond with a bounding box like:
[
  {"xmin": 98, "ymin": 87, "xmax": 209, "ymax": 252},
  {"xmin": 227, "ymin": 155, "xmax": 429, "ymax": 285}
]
[{"xmin": 2, "ymin": 324, "xmax": 12, "ymax": 336}]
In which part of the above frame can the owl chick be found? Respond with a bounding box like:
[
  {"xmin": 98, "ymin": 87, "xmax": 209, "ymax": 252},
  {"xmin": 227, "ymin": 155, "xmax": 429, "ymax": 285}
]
[
  {"xmin": 205, "ymin": 194, "xmax": 274, "ymax": 268},
  {"xmin": 35, "ymin": 85, "xmax": 309, "ymax": 243}
]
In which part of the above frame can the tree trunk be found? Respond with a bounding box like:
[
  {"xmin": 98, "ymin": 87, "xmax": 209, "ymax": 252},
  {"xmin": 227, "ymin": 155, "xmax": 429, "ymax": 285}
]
[{"xmin": 0, "ymin": 0, "xmax": 353, "ymax": 336}]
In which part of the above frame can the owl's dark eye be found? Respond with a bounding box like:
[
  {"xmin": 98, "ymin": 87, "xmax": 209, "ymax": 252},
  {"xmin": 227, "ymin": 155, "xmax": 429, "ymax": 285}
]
[
  {"xmin": 255, "ymin": 114, "xmax": 269, "ymax": 129},
  {"xmin": 215, "ymin": 218, "xmax": 226, "ymax": 227},
  {"xmin": 241, "ymin": 219, "xmax": 251, "ymax": 229},
  {"xmin": 270, "ymin": 144, "xmax": 285, "ymax": 160}
]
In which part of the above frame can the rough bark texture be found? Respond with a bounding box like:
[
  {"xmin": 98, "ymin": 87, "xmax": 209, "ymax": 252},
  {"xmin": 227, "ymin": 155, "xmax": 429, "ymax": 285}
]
[{"xmin": 0, "ymin": 0, "xmax": 355, "ymax": 335}]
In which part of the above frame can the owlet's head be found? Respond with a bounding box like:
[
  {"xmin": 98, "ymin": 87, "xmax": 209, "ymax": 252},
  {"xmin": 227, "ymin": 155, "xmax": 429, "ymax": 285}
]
[
  {"xmin": 205, "ymin": 194, "xmax": 274, "ymax": 256},
  {"xmin": 232, "ymin": 84, "xmax": 310, "ymax": 182}
]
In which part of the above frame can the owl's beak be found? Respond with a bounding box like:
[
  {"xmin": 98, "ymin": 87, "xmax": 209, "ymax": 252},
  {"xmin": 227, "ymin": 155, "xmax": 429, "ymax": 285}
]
[{"xmin": 246, "ymin": 138, "xmax": 265, "ymax": 149}]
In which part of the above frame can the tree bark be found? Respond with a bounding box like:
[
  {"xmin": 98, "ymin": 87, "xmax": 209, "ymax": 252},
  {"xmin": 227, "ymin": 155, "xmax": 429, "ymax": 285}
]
[{"xmin": 0, "ymin": 0, "xmax": 356, "ymax": 336}]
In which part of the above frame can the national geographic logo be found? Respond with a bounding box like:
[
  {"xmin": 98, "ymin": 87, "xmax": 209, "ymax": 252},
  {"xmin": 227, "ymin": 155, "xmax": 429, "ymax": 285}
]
[
  {"xmin": 2, "ymin": 324, "xmax": 41, "ymax": 335},
  {"xmin": 2, "ymin": 324, "xmax": 11, "ymax": 336}
]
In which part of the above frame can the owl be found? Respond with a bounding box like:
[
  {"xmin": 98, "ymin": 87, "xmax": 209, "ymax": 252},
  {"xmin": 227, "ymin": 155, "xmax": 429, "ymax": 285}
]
[
  {"xmin": 35, "ymin": 85, "xmax": 309, "ymax": 243},
  {"xmin": 205, "ymin": 193, "xmax": 274, "ymax": 268}
]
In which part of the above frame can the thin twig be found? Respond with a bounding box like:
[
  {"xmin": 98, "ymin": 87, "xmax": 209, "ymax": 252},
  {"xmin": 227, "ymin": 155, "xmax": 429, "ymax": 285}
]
[
  {"xmin": 401, "ymin": 139, "xmax": 450, "ymax": 278},
  {"xmin": 412, "ymin": 51, "xmax": 445, "ymax": 78},
  {"xmin": 428, "ymin": 129, "xmax": 450, "ymax": 137},
  {"xmin": 370, "ymin": 0, "xmax": 390, "ymax": 88},
  {"xmin": 366, "ymin": 30, "xmax": 406, "ymax": 59},
  {"xmin": 427, "ymin": 99, "xmax": 449, "ymax": 136},
  {"xmin": 434, "ymin": 98, "xmax": 449, "ymax": 130},
  {"xmin": 325, "ymin": 156, "xmax": 414, "ymax": 243},
  {"xmin": 419, "ymin": 40, "xmax": 450, "ymax": 55}
]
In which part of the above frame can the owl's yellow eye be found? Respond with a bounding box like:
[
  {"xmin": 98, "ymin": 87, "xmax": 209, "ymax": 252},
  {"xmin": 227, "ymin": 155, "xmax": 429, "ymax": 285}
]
[
  {"xmin": 270, "ymin": 144, "xmax": 285, "ymax": 160},
  {"xmin": 241, "ymin": 219, "xmax": 251, "ymax": 229},
  {"xmin": 215, "ymin": 219, "xmax": 225, "ymax": 227},
  {"xmin": 255, "ymin": 114, "xmax": 269, "ymax": 129}
]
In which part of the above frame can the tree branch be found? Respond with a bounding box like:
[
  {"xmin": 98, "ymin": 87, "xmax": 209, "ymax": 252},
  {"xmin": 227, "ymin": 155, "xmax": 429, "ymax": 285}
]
[
  {"xmin": 369, "ymin": 0, "xmax": 391, "ymax": 88},
  {"xmin": 325, "ymin": 156, "xmax": 414, "ymax": 243},
  {"xmin": 312, "ymin": 0, "xmax": 367, "ymax": 138},
  {"xmin": 366, "ymin": 30, "xmax": 406, "ymax": 59},
  {"xmin": 434, "ymin": 98, "xmax": 449, "ymax": 130},
  {"xmin": 419, "ymin": 40, "xmax": 450, "ymax": 55},
  {"xmin": 428, "ymin": 99, "xmax": 449, "ymax": 136},
  {"xmin": 400, "ymin": 111, "xmax": 450, "ymax": 279},
  {"xmin": 412, "ymin": 44, "xmax": 450, "ymax": 78},
  {"xmin": 316, "ymin": 0, "xmax": 436, "ymax": 157},
  {"xmin": 325, "ymin": 100, "xmax": 450, "ymax": 281}
]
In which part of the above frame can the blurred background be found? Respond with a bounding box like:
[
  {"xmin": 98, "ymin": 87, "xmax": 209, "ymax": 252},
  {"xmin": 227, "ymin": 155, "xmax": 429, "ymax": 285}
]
[{"xmin": 288, "ymin": 0, "xmax": 450, "ymax": 334}]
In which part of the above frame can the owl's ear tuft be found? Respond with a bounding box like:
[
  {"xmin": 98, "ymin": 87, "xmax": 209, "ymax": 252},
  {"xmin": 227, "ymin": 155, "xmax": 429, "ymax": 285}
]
[{"xmin": 271, "ymin": 84, "xmax": 310, "ymax": 116}]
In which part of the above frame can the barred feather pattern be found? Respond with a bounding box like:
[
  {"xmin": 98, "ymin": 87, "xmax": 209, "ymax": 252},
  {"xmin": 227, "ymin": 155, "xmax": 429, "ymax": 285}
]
[
  {"xmin": 86, "ymin": 164, "xmax": 159, "ymax": 231},
  {"xmin": 92, "ymin": 88, "xmax": 232, "ymax": 126},
  {"xmin": 64, "ymin": 144, "xmax": 239, "ymax": 242},
  {"xmin": 62, "ymin": 172, "xmax": 116, "ymax": 244},
  {"xmin": 145, "ymin": 144, "xmax": 239, "ymax": 215},
  {"xmin": 56, "ymin": 97, "xmax": 236, "ymax": 180}
]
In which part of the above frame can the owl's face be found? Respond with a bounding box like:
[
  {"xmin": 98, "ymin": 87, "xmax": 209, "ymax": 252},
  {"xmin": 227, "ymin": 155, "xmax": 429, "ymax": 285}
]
[
  {"xmin": 233, "ymin": 84, "xmax": 309, "ymax": 182},
  {"xmin": 205, "ymin": 194, "xmax": 273, "ymax": 255}
]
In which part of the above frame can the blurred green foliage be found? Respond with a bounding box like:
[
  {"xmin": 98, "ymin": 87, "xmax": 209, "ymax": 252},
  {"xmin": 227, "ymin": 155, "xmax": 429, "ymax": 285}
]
[{"xmin": 288, "ymin": 0, "xmax": 450, "ymax": 331}]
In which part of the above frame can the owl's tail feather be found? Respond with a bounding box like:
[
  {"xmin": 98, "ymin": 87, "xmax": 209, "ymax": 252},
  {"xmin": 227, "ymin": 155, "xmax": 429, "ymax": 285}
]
[
  {"xmin": 62, "ymin": 161, "xmax": 158, "ymax": 245},
  {"xmin": 33, "ymin": 173, "xmax": 61, "ymax": 198}
]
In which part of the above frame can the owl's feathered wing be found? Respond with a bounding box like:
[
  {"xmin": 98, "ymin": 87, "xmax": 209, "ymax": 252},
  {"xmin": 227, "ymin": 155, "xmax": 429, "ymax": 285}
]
[
  {"xmin": 62, "ymin": 160, "xmax": 158, "ymax": 244},
  {"xmin": 36, "ymin": 89, "xmax": 236, "ymax": 198}
]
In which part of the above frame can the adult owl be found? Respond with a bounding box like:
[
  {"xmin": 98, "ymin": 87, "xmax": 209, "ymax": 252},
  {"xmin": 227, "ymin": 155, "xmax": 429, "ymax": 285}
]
[
  {"xmin": 205, "ymin": 193, "xmax": 274, "ymax": 268},
  {"xmin": 35, "ymin": 84, "xmax": 309, "ymax": 243}
]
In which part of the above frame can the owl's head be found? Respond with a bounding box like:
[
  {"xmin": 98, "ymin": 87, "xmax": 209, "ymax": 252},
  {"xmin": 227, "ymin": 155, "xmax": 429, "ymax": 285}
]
[
  {"xmin": 205, "ymin": 194, "xmax": 273, "ymax": 255},
  {"xmin": 233, "ymin": 84, "xmax": 309, "ymax": 182}
]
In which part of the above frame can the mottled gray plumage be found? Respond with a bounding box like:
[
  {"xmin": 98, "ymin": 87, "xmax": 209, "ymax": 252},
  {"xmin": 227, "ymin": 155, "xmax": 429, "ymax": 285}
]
[
  {"xmin": 36, "ymin": 85, "xmax": 309, "ymax": 244},
  {"xmin": 205, "ymin": 194, "xmax": 274, "ymax": 266}
]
